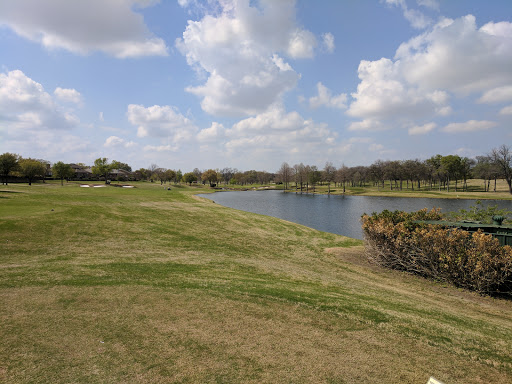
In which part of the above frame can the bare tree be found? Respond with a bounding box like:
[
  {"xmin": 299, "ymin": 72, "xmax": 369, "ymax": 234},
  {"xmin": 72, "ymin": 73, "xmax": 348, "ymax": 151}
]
[
  {"xmin": 277, "ymin": 162, "xmax": 292, "ymax": 191},
  {"xmin": 322, "ymin": 162, "xmax": 336, "ymax": 194},
  {"xmin": 490, "ymin": 145, "xmax": 512, "ymax": 194}
]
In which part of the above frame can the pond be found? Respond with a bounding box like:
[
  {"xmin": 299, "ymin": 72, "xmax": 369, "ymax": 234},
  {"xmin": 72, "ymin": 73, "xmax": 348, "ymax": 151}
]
[{"xmin": 199, "ymin": 190, "xmax": 512, "ymax": 240}]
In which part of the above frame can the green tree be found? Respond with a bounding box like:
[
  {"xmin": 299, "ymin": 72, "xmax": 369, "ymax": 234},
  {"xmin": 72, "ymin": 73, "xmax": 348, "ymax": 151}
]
[
  {"xmin": 441, "ymin": 155, "xmax": 462, "ymax": 192},
  {"xmin": 91, "ymin": 158, "xmax": 112, "ymax": 184},
  {"xmin": 201, "ymin": 169, "xmax": 218, "ymax": 187},
  {"xmin": 52, "ymin": 162, "xmax": 75, "ymax": 186},
  {"xmin": 175, "ymin": 169, "xmax": 183, "ymax": 184},
  {"xmin": 110, "ymin": 160, "xmax": 132, "ymax": 172},
  {"xmin": 164, "ymin": 169, "xmax": 176, "ymax": 183},
  {"xmin": 0, "ymin": 152, "xmax": 19, "ymax": 185},
  {"xmin": 18, "ymin": 158, "xmax": 46, "ymax": 185},
  {"xmin": 183, "ymin": 172, "xmax": 197, "ymax": 185}
]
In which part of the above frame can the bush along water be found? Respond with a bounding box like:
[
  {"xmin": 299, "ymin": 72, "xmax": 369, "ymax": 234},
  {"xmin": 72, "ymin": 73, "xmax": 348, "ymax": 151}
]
[{"xmin": 361, "ymin": 208, "xmax": 512, "ymax": 295}]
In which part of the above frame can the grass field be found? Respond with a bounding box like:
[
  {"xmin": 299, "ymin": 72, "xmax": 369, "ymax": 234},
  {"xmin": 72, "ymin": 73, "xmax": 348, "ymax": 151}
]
[
  {"xmin": 274, "ymin": 178, "xmax": 512, "ymax": 200},
  {"xmin": 1, "ymin": 181, "xmax": 512, "ymax": 383}
]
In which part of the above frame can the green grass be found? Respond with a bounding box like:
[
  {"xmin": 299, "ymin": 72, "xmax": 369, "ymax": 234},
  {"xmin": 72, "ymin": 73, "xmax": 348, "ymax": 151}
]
[{"xmin": 1, "ymin": 181, "xmax": 512, "ymax": 383}]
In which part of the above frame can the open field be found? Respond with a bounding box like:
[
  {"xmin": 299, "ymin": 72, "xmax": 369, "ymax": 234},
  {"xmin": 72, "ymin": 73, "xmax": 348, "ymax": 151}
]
[{"xmin": 1, "ymin": 181, "xmax": 512, "ymax": 383}]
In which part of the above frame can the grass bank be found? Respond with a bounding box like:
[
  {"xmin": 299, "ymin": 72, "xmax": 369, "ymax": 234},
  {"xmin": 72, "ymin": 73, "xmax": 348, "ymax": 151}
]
[
  {"xmin": 279, "ymin": 178, "xmax": 512, "ymax": 200},
  {"xmin": 1, "ymin": 181, "xmax": 511, "ymax": 383}
]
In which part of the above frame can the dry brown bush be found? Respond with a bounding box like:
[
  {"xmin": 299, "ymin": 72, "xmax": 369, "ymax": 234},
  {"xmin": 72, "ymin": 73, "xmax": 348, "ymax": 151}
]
[{"xmin": 362, "ymin": 209, "xmax": 512, "ymax": 295}]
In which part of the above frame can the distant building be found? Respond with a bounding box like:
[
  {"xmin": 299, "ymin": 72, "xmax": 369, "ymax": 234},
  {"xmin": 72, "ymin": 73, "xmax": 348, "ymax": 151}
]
[{"xmin": 69, "ymin": 164, "xmax": 93, "ymax": 180}]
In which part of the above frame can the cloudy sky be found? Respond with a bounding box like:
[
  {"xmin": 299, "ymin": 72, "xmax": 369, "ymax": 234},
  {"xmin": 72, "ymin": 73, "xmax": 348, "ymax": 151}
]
[{"xmin": 1, "ymin": 0, "xmax": 511, "ymax": 172}]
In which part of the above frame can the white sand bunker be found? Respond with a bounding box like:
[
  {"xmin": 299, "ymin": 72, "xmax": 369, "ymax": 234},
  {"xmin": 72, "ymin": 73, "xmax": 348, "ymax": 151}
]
[
  {"xmin": 122, "ymin": 186, "xmax": 134, "ymax": 188},
  {"xmin": 80, "ymin": 184, "xmax": 106, "ymax": 188}
]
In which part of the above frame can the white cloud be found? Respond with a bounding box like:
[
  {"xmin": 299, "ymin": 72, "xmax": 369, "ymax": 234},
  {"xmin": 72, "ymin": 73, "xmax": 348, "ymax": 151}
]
[
  {"xmin": 309, "ymin": 82, "xmax": 347, "ymax": 109},
  {"xmin": 197, "ymin": 122, "xmax": 225, "ymax": 142},
  {"xmin": 223, "ymin": 105, "xmax": 337, "ymax": 161},
  {"xmin": 348, "ymin": 119, "xmax": 384, "ymax": 132},
  {"xmin": 403, "ymin": 8, "xmax": 432, "ymax": 29},
  {"xmin": 369, "ymin": 143, "xmax": 384, "ymax": 152},
  {"xmin": 347, "ymin": 14, "xmax": 512, "ymax": 132},
  {"xmin": 478, "ymin": 85, "xmax": 512, "ymax": 104},
  {"xmin": 0, "ymin": 69, "xmax": 79, "ymax": 131},
  {"xmin": 54, "ymin": 87, "xmax": 82, "ymax": 104},
  {"xmin": 499, "ymin": 105, "xmax": 512, "ymax": 115},
  {"xmin": 143, "ymin": 144, "xmax": 177, "ymax": 152},
  {"xmin": 396, "ymin": 16, "xmax": 512, "ymax": 95},
  {"xmin": 287, "ymin": 29, "xmax": 317, "ymax": 58},
  {"xmin": 384, "ymin": 0, "xmax": 432, "ymax": 29},
  {"xmin": 408, "ymin": 122, "xmax": 436, "ymax": 135},
  {"xmin": 176, "ymin": 0, "xmax": 319, "ymax": 117},
  {"xmin": 441, "ymin": 120, "xmax": 497, "ymax": 133},
  {"xmin": 417, "ymin": 0, "xmax": 439, "ymax": 11},
  {"xmin": 104, "ymin": 136, "xmax": 136, "ymax": 148},
  {"xmin": 322, "ymin": 32, "xmax": 335, "ymax": 53},
  {"xmin": 127, "ymin": 104, "xmax": 198, "ymax": 144},
  {"xmin": 347, "ymin": 58, "xmax": 449, "ymax": 120},
  {"xmin": 0, "ymin": 0, "xmax": 168, "ymax": 58}
]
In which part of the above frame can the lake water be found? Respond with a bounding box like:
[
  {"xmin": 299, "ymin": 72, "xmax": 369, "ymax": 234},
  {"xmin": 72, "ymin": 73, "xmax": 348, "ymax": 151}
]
[{"xmin": 199, "ymin": 190, "xmax": 512, "ymax": 240}]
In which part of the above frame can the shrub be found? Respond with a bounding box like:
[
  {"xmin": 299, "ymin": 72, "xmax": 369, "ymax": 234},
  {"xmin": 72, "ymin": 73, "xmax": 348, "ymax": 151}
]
[{"xmin": 362, "ymin": 209, "xmax": 512, "ymax": 295}]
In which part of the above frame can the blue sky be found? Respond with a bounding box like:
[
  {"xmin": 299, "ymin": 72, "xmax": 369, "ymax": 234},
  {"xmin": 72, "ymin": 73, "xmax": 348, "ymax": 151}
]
[{"xmin": 1, "ymin": 0, "xmax": 511, "ymax": 172}]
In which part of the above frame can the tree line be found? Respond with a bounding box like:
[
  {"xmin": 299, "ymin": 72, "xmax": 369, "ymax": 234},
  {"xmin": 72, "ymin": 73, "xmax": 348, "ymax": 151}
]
[
  {"xmin": 276, "ymin": 145, "xmax": 512, "ymax": 195},
  {"xmin": 2, "ymin": 145, "xmax": 512, "ymax": 194}
]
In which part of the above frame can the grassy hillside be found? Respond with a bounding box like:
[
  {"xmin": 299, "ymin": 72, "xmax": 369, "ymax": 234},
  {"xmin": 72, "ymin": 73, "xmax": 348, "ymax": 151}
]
[{"xmin": 1, "ymin": 181, "xmax": 511, "ymax": 383}]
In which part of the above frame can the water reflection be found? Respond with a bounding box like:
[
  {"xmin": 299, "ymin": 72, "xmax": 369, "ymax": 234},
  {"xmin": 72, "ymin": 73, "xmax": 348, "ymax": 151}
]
[{"xmin": 199, "ymin": 190, "xmax": 512, "ymax": 240}]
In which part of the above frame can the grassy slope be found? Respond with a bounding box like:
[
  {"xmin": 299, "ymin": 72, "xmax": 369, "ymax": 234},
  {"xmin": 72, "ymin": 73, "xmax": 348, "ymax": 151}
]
[{"xmin": 1, "ymin": 182, "xmax": 511, "ymax": 383}]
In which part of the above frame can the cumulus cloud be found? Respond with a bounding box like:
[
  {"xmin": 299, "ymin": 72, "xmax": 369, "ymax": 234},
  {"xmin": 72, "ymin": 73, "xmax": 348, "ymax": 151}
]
[
  {"xmin": 322, "ymin": 32, "xmax": 335, "ymax": 53},
  {"xmin": 309, "ymin": 82, "xmax": 347, "ymax": 109},
  {"xmin": 347, "ymin": 58, "xmax": 450, "ymax": 120},
  {"xmin": 127, "ymin": 104, "xmax": 198, "ymax": 145},
  {"xmin": 0, "ymin": 69, "xmax": 79, "ymax": 131},
  {"xmin": 197, "ymin": 122, "xmax": 225, "ymax": 142},
  {"xmin": 54, "ymin": 87, "xmax": 82, "ymax": 104},
  {"xmin": 0, "ymin": 0, "xmax": 168, "ymax": 58},
  {"xmin": 441, "ymin": 120, "xmax": 497, "ymax": 133},
  {"xmin": 478, "ymin": 85, "xmax": 512, "ymax": 104},
  {"xmin": 224, "ymin": 105, "xmax": 337, "ymax": 158},
  {"xmin": 176, "ymin": 0, "xmax": 320, "ymax": 117},
  {"xmin": 104, "ymin": 135, "xmax": 136, "ymax": 148},
  {"xmin": 348, "ymin": 119, "xmax": 384, "ymax": 132},
  {"xmin": 396, "ymin": 16, "xmax": 512, "ymax": 95},
  {"xmin": 348, "ymin": 14, "xmax": 512, "ymax": 131},
  {"xmin": 384, "ymin": 0, "xmax": 432, "ymax": 29},
  {"xmin": 500, "ymin": 105, "xmax": 512, "ymax": 115},
  {"xmin": 408, "ymin": 122, "xmax": 436, "ymax": 135}
]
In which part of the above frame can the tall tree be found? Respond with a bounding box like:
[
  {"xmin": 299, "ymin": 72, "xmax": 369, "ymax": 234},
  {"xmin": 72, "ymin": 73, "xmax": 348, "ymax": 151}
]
[
  {"xmin": 277, "ymin": 162, "xmax": 292, "ymax": 191},
  {"xmin": 491, "ymin": 145, "xmax": 512, "ymax": 194},
  {"xmin": 183, "ymin": 172, "xmax": 197, "ymax": 185},
  {"xmin": 110, "ymin": 160, "xmax": 132, "ymax": 172},
  {"xmin": 92, "ymin": 158, "xmax": 113, "ymax": 184},
  {"xmin": 441, "ymin": 155, "xmax": 463, "ymax": 192},
  {"xmin": 52, "ymin": 162, "xmax": 75, "ymax": 186},
  {"xmin": 164, "ymin": 169, "xmax": 176, "ymax": 184},
  {"xmin": 0, "ymin": 152, "xmax": 19, "ymax": 185},
  {"xmin": 18, "ymin": 158, "xmax": 46, "ymax": 185},
  {"xmin": 322, "ymin": 162, "xmax": 336, "ymax": 194},
  {"xmin": 201, "ymin": 169, "xmax": 218, "ymax": 187}
]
